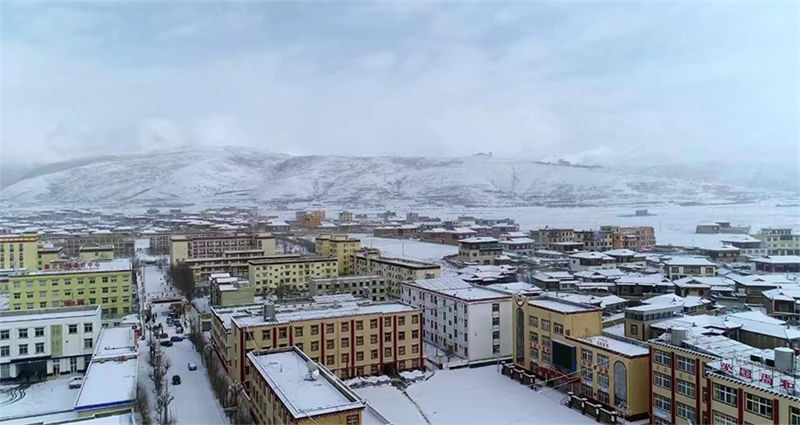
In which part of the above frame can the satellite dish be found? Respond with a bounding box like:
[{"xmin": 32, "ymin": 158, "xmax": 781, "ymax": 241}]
[{"xmin": 305, "ymin": 359, "xmax": 320, "ymax": 381}]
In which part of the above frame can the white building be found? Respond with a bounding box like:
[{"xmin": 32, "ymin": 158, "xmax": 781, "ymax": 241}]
[
  {"xmin": 568, "ymin": 251, "xmax": 615, "ymax": 272},
  {"xmin": 499, "ymin": 238, "xmax": 536, "ymax": 257},
  {"xmin": 0, "ymin": 305, "xmax": 102, "ymax": 380},
  {"xmin": 400, "ymin": 276, "xmax": 512, "ymax": 364},
  {"xmin": 458, "ymin": 237, "xmax": 502, "ymax": 265},
  {"xmin": 663, "ymin": 256, "xmax": 717, "ymax": 279}
]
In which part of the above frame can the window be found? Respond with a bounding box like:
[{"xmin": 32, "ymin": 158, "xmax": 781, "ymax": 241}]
[
  {"xmin": 398, "ymin": 316, "xmax": 405, "ymax": 326},
  {"xmin": 262, "ymin": 330, "xmax": 271, "ymax": 340},
  {"xmin": 597, "ymin": 390, "xmax": 610, "ymax": 404},
  {"xmin": 35, "ymin": 342, "xmax": 45, "ymax": 353},
  {"xmin": 554, "ymin": 323, "xmax": 564, "ymax": 335},
  {"xmin": 341, "ymin": 322, "xmax": 349, "ymax": 332},
  {"xmin": 529, "ymin": 316, "xmax": 538, "ymax": 327},
  {"xmin": 677, "ymin": 379, "xmax": 695, "ymax": 398},
  {"xmin": 411, "ymin": 314, "xmax": 419, "ymax": 325},
  {"xmin": 384, "ymin": 332, "xmax": 391, "ymax": 342},
  {"xmin": 412, "ymin": 329, "xmax": 419, "ymax": 339},
  {"xmin": 582, "ymin": 369, "xmax": 593, "ymax": 383},
  {"xmin": 790, "ymin": 407, "xmax": 800, "ymax": 425},
  {"xmin": 677, "ymin": 356, "xmax": 696, "ymax": 374},
  {"xmin": 541, "ymin": 320, "xmax": 550, "ymax": 331},
  {"xmin": 341, "ymin": 353, "xmax": 349, "ymax": 363},
  {"xmin": 597, "ymin": 353, "xmax": 609, "ymax": 368},
  {"xmin": 370, "ymin": 319, "xmax": 378, "ymax": 329},
  {"xmin": 371, "ymin": 349, "xmax": 378, "ymax": 359},
  {"xmin": 384, "ymin": 317, "xmax": 391, "ymax": 326},
  {"xmin": 582, "ymin": 349, "xmax": 593, "ymax": 363},
  {"xmin": 713, "ymin": 410, "xmax": 738, "ymax": 425},
  {"xmin": 412, "ymin": 344, "xmax": 419, "ymax": 354},
  {"xmin": 310, "ymin": 341, "xmax": 319, "ymax": 351},
  {"xmin": 384, "ymin": 348, "xmax": 391, "ymax": 358},
  {"xmin": 68, "ymin": 325, "xmax": 78, "ymax": 334},
  {"xmin": 597, "ymin": 373, "xmax": 609, "ymax": 388},
  {"xmin": 326, "ymin": 355, "xmax": 334, "ymax": 365},
  {"xmin": 310, "ymin": 325, "xmax": 319, "ymax": 335},
  {"xmin": 371, "ymin": 334, "xmax": 378, "ymax": 344},
  {"xmin": 18, "ymin": 344, "xmax": 28, "ymax": 355},
  {"xmin": 34, "ymin": 327, "xmax": 44, "ymax": 337},
  {"xmin": 346, "ymin": 414, "xmax": 358, "ymax": 425},
  {"xmin": 0, "ymin": 346, "xmax": 8, "ymax": 357},
  {"xmin": 399, "ymin": 346, "xmax": 406, "ymax": 356},
  {"xmin": 0, "ymin": 330, "xmax": 8, "ymax": 340},
  {"xmin": 630, "ymin": 324, "xmax": 638, "ymax": 335},
  {"xmin": 654, "ymin": 350, "xmax": 671, "ymax": 366},
  {"xmin": 327, "ymin": 340, "xmax": 335, "ymax": 349},
  {"xmin": 677, "ymin": 402, "xmax": 695, "ymax": 423},
  {"xmin": 294, "ymin": 327, "xmax": 303, "ymax": 337},
  {"xmin": 18, "ymin": 329, "xmax": 28, "ymax": 338},
  {"xmin": 279, "ymin": 328, "xmax": 287, "ymax": 338},
  {"xmin": 529, "ymin": 332, "xmax": 538, "ymax": 344},
  {"xmin": 356, "ymin": 351, "xmax": 364, "ymax": 361},
  {"xmin": 326, "ymin": 324, "xmax": 334, "ymax": 333},
  {"xmin": 84, "ymin": 338, "xmax": 93, "ymax": 349},
  {"xmin": 356, "ymin": 336, "xmax": 364, "ymax": 346},
  {"xmin": 654, "ymin": 372, "xmax": 671, "ymax": 389},
  {"xmin": 398, "ymin": 331, "xmax": 405, "ymax": 341},
  {"xmin": 341, "ymin": 337, "xmax": 349, "ymax": 347},
  {"xmin": 713, "ymin": 383, "xmax": 737, "ymax": 406},
  {"xmin": 654, "ymin": 394, "xmax": 671, "ymax": 412},
  {"xmin": 745, "ymin": 393, "xmax": 772, "ymax": 418}
]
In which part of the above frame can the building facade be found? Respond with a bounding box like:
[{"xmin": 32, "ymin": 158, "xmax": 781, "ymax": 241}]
[
  {"xmin": 0, "ymin": 231, "xmax": 39, "ymax": 270},
  {"xmin": 170, "ymin": 233, "xmax": 276, "ymax": 265},
  {"xmin": 316, "ymin": 234, "xmax": 361, "ymax": 275},
  {"xmin": 458, "ymin": 237, "xmax": 502, "ymax": 265},
  {"xmin": 247, "ymin": 256, "xmax": 338, "ymax": 295},
  {"xmin": 308, "ymin": 275, "xmax": 390, "ymax": 302},
  {"xmin": 756, "ymin": 228, "xmax": 800, "ymax": 255}
]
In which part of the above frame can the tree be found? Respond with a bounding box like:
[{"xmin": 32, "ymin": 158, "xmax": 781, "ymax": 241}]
[
  {"xmin": 168, "ymin": 263, "xmax": 196, "ymax": 300},
  {"xmin": 134, "ymin": 382, "xmax": 152, "ymax": 425}
]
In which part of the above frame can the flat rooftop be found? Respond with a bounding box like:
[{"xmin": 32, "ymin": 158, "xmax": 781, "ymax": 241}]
[
  {"xmin": 93, "ymin": 326, "xmax": 137, "ymax": 359},
  {"xmin": 247, "ymin": 348, "xmax": 364, "ymax": 419},
  {"xmin": 0, "ymin": 305, "xmax": 100, "ymax": 324},
  {"xmin": 22, "ymin": 258, "xmax": 132, "ymax": 276},
  {"xmin": 528, "ymin": 297, "xmax": 599, "ymax": 314},
  {"xmin": 233, "ymin": 302, "xmax": 417, "ymax": 328},
  {"xmin": 249, "ymin": 255, "xmax": 337, "ymax": 265},
  {"xmin": 74, "ymin": 357, "xmax": 137, "ymax": 411}
]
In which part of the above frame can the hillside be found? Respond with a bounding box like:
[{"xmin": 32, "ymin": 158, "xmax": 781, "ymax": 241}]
[{"xmin": 0, "ymin": 147, "xmax": 780, "ymax": 208}]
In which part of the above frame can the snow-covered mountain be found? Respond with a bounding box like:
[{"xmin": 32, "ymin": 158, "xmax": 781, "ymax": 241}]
[{"xmin": 0, "ymin": 147, "xmax": 784, "ymax": 208}]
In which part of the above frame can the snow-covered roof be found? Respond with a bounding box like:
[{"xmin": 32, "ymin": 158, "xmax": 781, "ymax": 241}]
[
  {"xmin": 603, "ymin": 249, "xmax": 638, "ymax": 257},
  {"xmin": 578, "ymin": 335, "xmax": 649, "ymax": 357},
  {"xmin": 641, "ymin": 293, "xmax": 711, "ymax": 309},
  {"xmin": 247, "ymin": 349, "xmax": 364, "ymax": 419},
  {"xmin": 483, "ymin": 282, "xmax": 542, "ymax": 295},
  {"xmin": 729, "ymin": 274, "xmax": 797, "ymax": 286},
  {"xmin": 500, "ymin": 238, "xmax": 536, "ymax": 245},
  {"xmin": 544, "ymin": 293, "xmax": 627, "ymax": 309},
  {"xmin": 25, "ymin": 258, "xmax": 132, "ymax": 276},
  {"xmin": 529, "ymin": 297, "xmax": 599, "ymax": 313},
  {"xmin": 664, "ymin": 256, "xmax": 716, "ymax": 266},
  {"xmin": 0, "ymin": 305, "xmax": 101, "ymax": 324},
  {"xmin": 460, "ymin": 237, "xmax": 499, "ymax": 244},
  {"xmin": 74, "ymin": 357, "xmax": 137, "ymax": 411},
  {"xmin": 569, "ymin": 252, "xmax": 614, "ymax": 260},
  {"xmin": 408, "ymin": 276, "xmax": 471, "ymax": 291},
  {"xmin": 233, "ymin": 303, "xmax": 417, "ymax": 328},
  {"xmin": 753, "ymin": 255, "xmax": 800, "ymax": 265},
  {"xmin": 93, "ymin": 326, "xmax": 137, "ymax": 360}
]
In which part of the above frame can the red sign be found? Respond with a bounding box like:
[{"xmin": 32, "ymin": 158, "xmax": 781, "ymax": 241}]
[
  {"xmin": 721, "ymin": 362, "xmax": 733, "ymax": 373},
  {"xmin": 760, "ymin": 373, "xmax": 774, "ymax": 385},
  {"xmin": 740, "ymin": 368, "xmax": 752, "ymax": 379},
  {"xmin": 782, "ymin": 380, "xmax": 796, "ymax": 389}
]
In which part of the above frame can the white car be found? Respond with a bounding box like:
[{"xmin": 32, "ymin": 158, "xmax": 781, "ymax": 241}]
[
  {"xmin": 188, "ymin": 362, "xmax": 198, "ymax": 371},
  {"xmin": 68, "ymin": 376, "xmax": 84, "ymax": 389}
]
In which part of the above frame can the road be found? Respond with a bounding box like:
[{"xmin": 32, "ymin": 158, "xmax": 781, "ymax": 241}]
[{"xmin": 139, "ymin": 264, "xmax": 229, "ymax": 425}]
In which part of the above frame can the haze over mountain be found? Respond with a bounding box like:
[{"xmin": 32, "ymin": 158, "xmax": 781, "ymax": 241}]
[{"xmin": 1, "ymin": 147, "xmax": 794, "ymax": 209}]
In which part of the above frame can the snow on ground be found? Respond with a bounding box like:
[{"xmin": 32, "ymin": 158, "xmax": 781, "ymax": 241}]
[
  {"xmin": 356, "ymin": 366, "xmax": 595, "ymax": 425},
  {"xmin": 0, "ymin": 377, "xmax": 79, "ymax": 419},
  {"xmin": 354, "ymin": 384, "xmax": 427, "ymax": 425},
  {"xmin": 353, "ymin": 235, "xmax": 457, "ymax": 264},
  {"xmin": 138, "ymin": 265, "xmax": 229, "ymax": 425}
]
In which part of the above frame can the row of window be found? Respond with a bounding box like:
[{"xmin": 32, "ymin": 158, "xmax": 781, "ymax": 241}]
[
  {"xmin": 713, "ymin": 382, "xmax": 775, "ymax": 418},
  {"xmin": 653, "ymin": 372, "xmax": 696, "ymax": 397},
  {"xmin": 0, "ymin": 323, "xmax": 93, "ymax": 340},
  {"xmin": 0, "ymin": 338, "xmax": 93, "ymax": 357},
  {"xmin": 12, "ymin": 276, "xmax": 128, "ymax": 288}
]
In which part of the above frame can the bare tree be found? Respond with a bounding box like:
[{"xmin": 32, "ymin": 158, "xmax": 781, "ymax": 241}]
[
  {"xmin": 168, "ymin": 263, "xmax": 196, "ymax": 300},
  {"xmin": 134, "ymin": 382, "xmax": 152, "ymax": 425}
]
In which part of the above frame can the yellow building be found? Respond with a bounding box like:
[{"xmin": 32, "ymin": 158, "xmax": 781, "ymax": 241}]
[
  {"xmin": 170, "ymin": 233, "xmax": 276, "ymax": 265},
  {"xmin": 7, "ymin": 258, "xmax": 134, "ymax": 319},
  {"xmin": 229, "ymin": 302, "xmax": 422, "ymax": 382},
  {"xmin": 296, "ymin": 210, "xmax": 326, "ymax": 229},
  {"xmin": 0, "ymin": 231, "xmax": 39, "ymax": 270},
  {"xmin": 511, "ymin": 295, "xmax": 651, "ymax": 420},
  {"xmin": 316, "ymin": 234, "xmax": 361, "ymax": 275},
  {"xmin": 244, "ymin": 347, "xmax": 377, "ymax": 425},
  {"xmin": 248, "ymin": 256, "xmax": 338, "ymax": 294},
  {"xmin": 79, "ymin": 245, "xmax": 114, "ymax": 261},
  {"xmin": 210, "ymin": 273, "xmax": 256, "ymax": 306},
  {"xmin": 183, "ymin": 252, "xmax": 297, "ymax": 285},
  {"xmin": 37, "ymin": 246, "xmax": 63, "ymax": 270},
  {"xmin": 351, "ymin": 248, "xmax": 440, "ymax": 297}
]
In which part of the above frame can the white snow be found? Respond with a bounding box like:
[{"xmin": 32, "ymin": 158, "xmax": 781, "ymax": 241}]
[
  {"xmin": 356, "ymin": 366, "xmax": 596, "ymax": 425},
  {"xmin": 354, "ymin": 235, "xmax": 457, "ymax": 264},
  {"xmin": 0, "ymin": 377, "xmax": 79, "ymax": 420},
  {"xmin": 75, "ymin": 357, "xmax": 137, "ymax": 410}
]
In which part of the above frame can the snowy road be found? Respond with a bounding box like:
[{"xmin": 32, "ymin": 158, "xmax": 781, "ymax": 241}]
[{"xmin": 139, "ymin": 265, "xmax": 229, "ymax": 425}]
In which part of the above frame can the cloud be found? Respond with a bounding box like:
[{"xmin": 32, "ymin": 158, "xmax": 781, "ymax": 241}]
[{"xmin": 0, "ymin": 2, "xmax": 797, "ymax": 169}]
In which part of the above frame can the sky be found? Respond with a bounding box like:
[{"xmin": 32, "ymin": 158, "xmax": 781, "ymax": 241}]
[{"xmin": 1, "ymin": 1, "xmax": 798, "ymax": 168}]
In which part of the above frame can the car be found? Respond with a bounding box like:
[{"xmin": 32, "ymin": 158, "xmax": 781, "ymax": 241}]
[
  {"xmin": 159, "ymin": 340, "xmax": 173, "ymax": 347},
  {"xmin": 175, "ymin": 327, "xmax": 183, "ymax": 334},
  {"xmin": 188, "ymin": 362, "xmax": 198, "ymax": 371},
  {"xmin": 172, "ymin": 375, "xmax": 181, "ymax": 385},
  {"xmin": 68, "ymin": 376, "xmax": 83, "ymax": 389},
  {"xmin": 159, "ymin": 332, "xmax": 168, "ymax": 339},
  {"xmin": 170, "ymin": 335, "xmax": 183, "ymax": 342}
]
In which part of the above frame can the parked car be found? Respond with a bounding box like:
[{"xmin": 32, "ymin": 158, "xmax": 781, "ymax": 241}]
[
  {"xmin": 188, "ymin": 362, "xmax": 197, "ymax": 371},
  {"xmin": 159, "ymin": 332, "xmax": 168, "ymax": 339},
  {"xmin": 175, "ymin": 326, "xmax": 183, "ymax": 334},
  {"xmin": 68, "ymin": 376, "xmax": 84, "ymax": 389},
  {"xmin": 160, "ymin": 340, "xmax": 173, "ymax": 347},
  {"xmin": 172, "ymin": 375, "xmax": 181, "ymax": 385},
  {"xmin": 170, "ymin": 335, "xmax": 183, "ymax": 342}
]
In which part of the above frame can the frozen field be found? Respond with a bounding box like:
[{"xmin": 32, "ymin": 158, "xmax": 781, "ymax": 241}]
[{"xmin": 355, "ymin": 366, "xmax": 595, "ymax": 425}]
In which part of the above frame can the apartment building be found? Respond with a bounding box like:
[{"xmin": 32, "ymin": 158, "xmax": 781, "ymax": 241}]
[
  {"xmin": 37, "ymin": 246, "xmax": 63, "ymax": 270},
  {"xmin": 534, "ymin": 228, "xmax": 576, "ymax": 246},
  {"xmin": 78, "ymin": 245, "xmax": 114, "ymax": 261},
  {"xmin": 663, "ymin": 256, "xmax": 718, "ymax": 279},
  {"xmin": 247, "ymin": 256, "xmax": 338, "ymax": 294},
  {"xmin": 574, "ymin": 230, "xmax": 614, "ymax": 252},
  {"xmin": 720, "ymin": 235, "xmax": 766, "ymax": 257},
  {"xmin": 308, "ymin": 275, "xmax": 390, "ymax": 302},
  {"xmin": 296, "ymin": 210, "xmax": 326, "ymax": 229},
  {"xmin": 649, "ymin": 327, "xmax": 764, "ymax": 425},
  {"xmin": 400, "ymin": 277, "xmax": 512, "ymax": 363},
  {"xmin": 458, "ymin": 237, "xmax": 502, "ymax": 265},
  {"xmin": 229, "ymin": 302, "xmax": 423, "ymax": 381},
  {"xmin": 755, "ymin": 228, "xmax": 800, "ymax": 255},
  {"xmin": 244, "ymin": 347, "xmax": 371, "ymax": 425},
  {"xmin": 210, "ymin": 273, "xmax": 255, "ymax": 306},
  {"xmin": 47, "ymin": 232, "xmax": 135, "ymax": 258},
  {"xmin": 568, "ymin": 252, "xmax": 616, "ymax": 272},
  {"xmin": 183, "ymin": 252, "xmax": 295, "ymax": 285},
  {"xmin": 0, "ymin": 231, "xmax": 39, "ymax": 270},
  {"xmin": 0, "ymin": 305, "xmax": 102, "ymax": 380},
  {"xmin": 316, "ymin": 234, "xmax": 361, "ymax": 275},
  {"xmin": 499, "ymin": 238, "xmax": 536, "ymax": 256},
  {"xmin": 511, "ymin": 295, "xmax": 651, "ymax": 420},
  {"xmin": 604, "ymin": 226, "xmax": 656, "ymax": 251},
  {"xmin": 374, "ymin": 225, "xmax": 420, "ymax": 239},
  {"xmin": 170, "ymin": 232, "xmax": 276, "ymax": 265},
  {"xmin": 144, "ymin": 231, "xmax": 171, "ymax": 255},
  {"xmin": 351, "ymin": 248, "xmax": 441, "ymax": 296},
  {"xmin": 534, "ymin": 226, "xmax": 656, "ymax": 252},
  {"xmin": 753, "ymin": 255, "xmax": 800, "ymax": 273}
]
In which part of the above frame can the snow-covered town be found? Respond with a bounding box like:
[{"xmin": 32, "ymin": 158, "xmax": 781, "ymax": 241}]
[{"xmin": 1, "ymin": 206, "xmax": 799, "ymax": 425}]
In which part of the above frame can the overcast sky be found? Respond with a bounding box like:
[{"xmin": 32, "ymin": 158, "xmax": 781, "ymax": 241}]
[{"xmin": 1, "ymin": 1, "xmax": 798, "ymax": 167}]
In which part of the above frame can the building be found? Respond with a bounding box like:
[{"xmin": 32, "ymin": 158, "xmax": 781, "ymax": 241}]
[
  {"xmin": 696, "ymin": 221, "xmax": 750, "ymax": 234},
  {"xmin": 569, "ymin": 252, "xmax": 616, "ymax": 272},
  {"xmin": 400, "ymin": 276, "xmax": 512, "ymax": 363},
  {"xmin": 605, "ymin": 226, "xmax": 656, "ymax": 251},
  {"xmin": 458, "ymin": 237, "xmax": 502, "ymax": 265},
  {"xmin": 351, "ymin": 248, "xmax": 441, "ymax": 295},
  {"xmin": 752, "ymin": 255, "xmax": 800, "ymax": 273},
  {"xmin": 0, "ymin": 305, "xmax": 102, "ymax": 380},
  {"xmin": 47, "ymin": 232, "xmax": 135, "ymax": 259},
  {"xmin": 755, "ymin": 227, "xmax": 800, "ymax": 255},
  {"xmin": 210, "ymin": 273, "xmax": 255, "ymax": 306},
  {"xmin": 7, "ymin": 259, "xmax": 134, "ymax": 319},
  {"xmin": 183, "ymin": 252, "xmax": 292, "ymax": 285},
  {"xmin": 229, "ymin": 302, "xmax": 423, "ymax": 381},
  {"xmin": 170, "ymin": 233, "xmax": 276, "ymax": 265},
  {"xmin": 37, "ymin": 246, "xmax": 63, "ymax": 270},
  {"xmin": 511, "ymin": 295, "xmax": 651, "ymax": 420},
  {"xmin": 0, "ymin": 231, "xmax": 39, "ymax": 270},
  {"xmin": 373, "ymin": 225, "xmax": 420, "ymax": 239},
  {"xmin": 648, "ymin": 327, "xmax": 765, "ymax": 425},
  {"xmin": 315, "ymin": 234, "xmax": 361, "ymax": 275},
  {"xmin": 574, "ymin": 230, "xmax": 614, "ymax": 252},
  {"xmin": 720, "ymin": 235, "xmax": 766, "ymax": 257},
  {"xmin": 296, "ymin": 211, "xmax": 326, "ymax": 229},
  {"xmin": 499, "ymin": 238, "xmax": 536, "ymax": 256},
  {"xmin": 244, "ymin": 347, "xmax": 376, "ymax": 425},
  {"xmin": 534, "ymin": 228, "xmax": 576, "ymax": 247},
  {"xmin": 663, "ymin": 257, "xmax": 717, "ymax": 279},
  {"xmin": 338, "ymin": 211, "xmax": 354, "ymax": 223},
  {"xmin": 308, "ymin": 275, "xmax": 390, "ymax": 302},
  {"xmin": 144, "ymin": 231, "xmax": 172, "ymax": 255},
  {"xmin": 247, "ymin": 256, "xmax": 338, "ymax": 295},
  {"xmin": 78, "ymin": 246, "xmax": 114, "ymax": 261}
]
